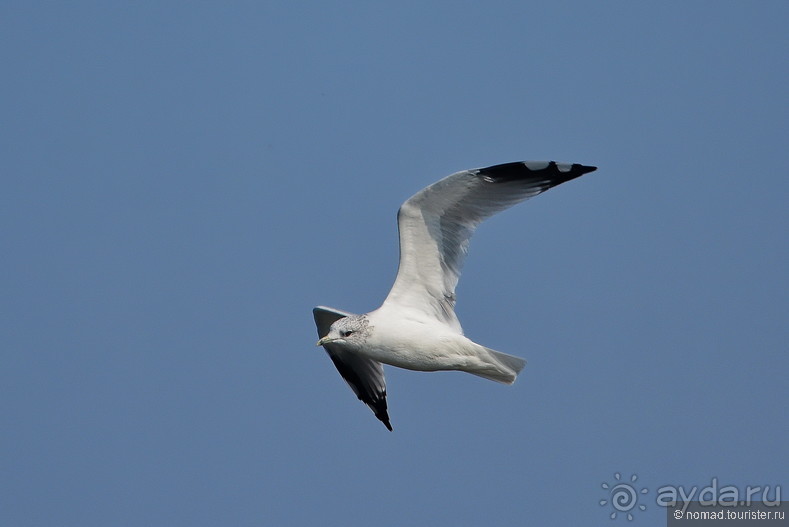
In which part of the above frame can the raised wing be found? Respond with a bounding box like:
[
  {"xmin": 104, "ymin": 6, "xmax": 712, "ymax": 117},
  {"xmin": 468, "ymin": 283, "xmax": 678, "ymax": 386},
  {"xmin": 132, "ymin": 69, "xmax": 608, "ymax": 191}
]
[
  {"xmin": 313, "ymin": 306, "xmax": 392, "ymax": 431},
  {"xmin": 382, "ymin": 161, "xmax": 596, "ymax": 328}
]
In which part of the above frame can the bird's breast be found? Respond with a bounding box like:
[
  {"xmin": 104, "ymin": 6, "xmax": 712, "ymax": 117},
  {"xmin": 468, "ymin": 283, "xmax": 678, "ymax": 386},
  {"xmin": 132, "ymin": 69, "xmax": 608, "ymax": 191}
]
[{"xmin": 359, "ymin": 317, "xmax": 471, "ymax": 372}]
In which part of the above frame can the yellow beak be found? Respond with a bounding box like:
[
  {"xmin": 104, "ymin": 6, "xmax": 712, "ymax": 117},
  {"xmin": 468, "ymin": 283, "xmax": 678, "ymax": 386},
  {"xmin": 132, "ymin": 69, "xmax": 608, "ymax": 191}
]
[{"xmin": 316, "ymin": 336, "xmax": 335, "ymax": 347}]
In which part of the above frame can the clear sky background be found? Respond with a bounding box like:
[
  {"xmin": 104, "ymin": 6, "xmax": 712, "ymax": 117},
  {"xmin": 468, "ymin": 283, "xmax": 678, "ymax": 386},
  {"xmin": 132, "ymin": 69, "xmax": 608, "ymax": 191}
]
[{"xmin": 2, "ymin": 2, "xmax": 787, "ymax": 526}]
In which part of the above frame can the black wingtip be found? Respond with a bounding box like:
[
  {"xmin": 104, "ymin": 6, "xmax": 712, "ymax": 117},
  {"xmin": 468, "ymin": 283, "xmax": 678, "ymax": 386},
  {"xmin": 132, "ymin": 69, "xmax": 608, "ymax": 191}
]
[
  {"xmin": 576, "ymin": 163, "xmax": 597, "ymax": 175},
  {"xmin": 375, "ymin": 410, "xmax": 393, "ymax": 431},
  {"xmin": 476, "ymin": 160, "xmax": 597, "ymax": 189}
]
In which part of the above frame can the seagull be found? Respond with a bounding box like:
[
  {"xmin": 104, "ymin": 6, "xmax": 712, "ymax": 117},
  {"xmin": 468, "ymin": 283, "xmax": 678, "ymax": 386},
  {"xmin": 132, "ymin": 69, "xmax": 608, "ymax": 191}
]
[{"xmin": 314, "ymin": 160, "xmax": 596, "ymax": 430}]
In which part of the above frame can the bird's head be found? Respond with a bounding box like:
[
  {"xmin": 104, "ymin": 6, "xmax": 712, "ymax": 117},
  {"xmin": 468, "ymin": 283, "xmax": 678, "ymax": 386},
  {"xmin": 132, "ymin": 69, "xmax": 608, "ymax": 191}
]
[{"xmin": 316, "ymin": 315, "xmax": 369, "ymax": 348}]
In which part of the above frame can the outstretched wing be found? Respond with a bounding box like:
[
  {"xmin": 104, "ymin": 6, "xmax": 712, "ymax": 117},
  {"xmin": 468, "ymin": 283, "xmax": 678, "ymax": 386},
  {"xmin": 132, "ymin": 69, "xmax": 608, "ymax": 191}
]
[
  {"xmin": 313, "ymin": 306, "xmax": 392, "ymax": 431},
  {"xmin": 382, "ymin": 161, "xmax": 596, "ymax": 328}
]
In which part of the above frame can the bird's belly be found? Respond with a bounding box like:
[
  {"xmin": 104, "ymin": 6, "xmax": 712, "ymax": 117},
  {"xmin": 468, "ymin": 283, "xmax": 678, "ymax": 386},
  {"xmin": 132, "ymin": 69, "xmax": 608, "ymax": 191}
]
[{"xmin": 360, "ymin": 331, "xmax": 471, "ymax": 372}]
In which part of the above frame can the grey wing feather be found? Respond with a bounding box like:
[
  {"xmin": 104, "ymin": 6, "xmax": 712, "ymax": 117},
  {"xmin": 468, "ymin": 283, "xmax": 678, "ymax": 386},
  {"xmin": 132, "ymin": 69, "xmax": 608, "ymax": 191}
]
[
  {"xmin": 382, "ymin": 161, "xmax": 596, "ymax": 327},
  {"xmin": 313, "ymin": 306, "xmax": 392, "ymax": 431}
]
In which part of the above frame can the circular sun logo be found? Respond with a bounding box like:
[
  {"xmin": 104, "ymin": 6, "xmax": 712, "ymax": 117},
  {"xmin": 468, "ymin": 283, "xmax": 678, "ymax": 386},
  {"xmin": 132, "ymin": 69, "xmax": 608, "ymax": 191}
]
[{"xmin": 600, "ymin": 472, "xmax": 648, "ymax": 520}]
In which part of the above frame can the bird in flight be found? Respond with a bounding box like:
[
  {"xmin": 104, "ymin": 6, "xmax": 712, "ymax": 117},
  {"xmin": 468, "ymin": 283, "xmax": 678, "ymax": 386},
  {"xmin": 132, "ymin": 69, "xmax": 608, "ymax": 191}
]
[{"xmin": 314, "ymin": 160, "xmax": 596, "ymax": 430}]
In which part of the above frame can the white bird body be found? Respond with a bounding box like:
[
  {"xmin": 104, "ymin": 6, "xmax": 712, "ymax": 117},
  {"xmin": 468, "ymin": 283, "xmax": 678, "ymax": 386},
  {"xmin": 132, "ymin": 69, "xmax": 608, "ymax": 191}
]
[
  {"xmin": 361, "ymin": 305, "xmax": 523, "ymax": 384},
  {"xmin": 314, "ymin": 160, "xmax": 597, "ymax": 430}
]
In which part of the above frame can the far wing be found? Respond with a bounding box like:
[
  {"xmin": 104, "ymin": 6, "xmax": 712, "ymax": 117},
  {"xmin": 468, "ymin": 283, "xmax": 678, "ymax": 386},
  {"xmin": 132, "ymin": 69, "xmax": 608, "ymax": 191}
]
[
  {"xmin": 313, "ymin": 306, "xmax": 392, "ymax": 431},
  {"xmin": 383, "ymin": 161, "xmax": 597, "ymax": 328}
]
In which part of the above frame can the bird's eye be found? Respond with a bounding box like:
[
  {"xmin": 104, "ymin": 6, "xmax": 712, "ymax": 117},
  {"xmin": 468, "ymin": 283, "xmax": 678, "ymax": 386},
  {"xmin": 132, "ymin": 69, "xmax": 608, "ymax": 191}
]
[{"xmin": 342, "ymin": 330, "xmax": 355, "ymax": 338}]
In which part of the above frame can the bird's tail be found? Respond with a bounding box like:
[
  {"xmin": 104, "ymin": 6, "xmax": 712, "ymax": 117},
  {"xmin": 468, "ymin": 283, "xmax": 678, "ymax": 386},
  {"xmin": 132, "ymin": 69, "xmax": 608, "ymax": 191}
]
[{"xmin": 470, "ymin": 347, "xmax": 527, "ymax": 384}]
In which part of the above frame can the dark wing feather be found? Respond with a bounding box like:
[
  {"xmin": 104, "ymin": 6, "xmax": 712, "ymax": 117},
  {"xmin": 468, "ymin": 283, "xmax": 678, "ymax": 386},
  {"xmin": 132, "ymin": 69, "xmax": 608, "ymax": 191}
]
[{"xmin": 313, "ymin": 306, "xmax": 392, "ymax": 431}]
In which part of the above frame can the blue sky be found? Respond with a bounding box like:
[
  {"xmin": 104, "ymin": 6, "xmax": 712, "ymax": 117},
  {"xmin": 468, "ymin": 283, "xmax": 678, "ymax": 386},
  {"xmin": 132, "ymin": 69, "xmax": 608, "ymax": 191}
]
[{"xmin": 2, "ymin": 2, "xmax": 787, "ymax": 526}]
